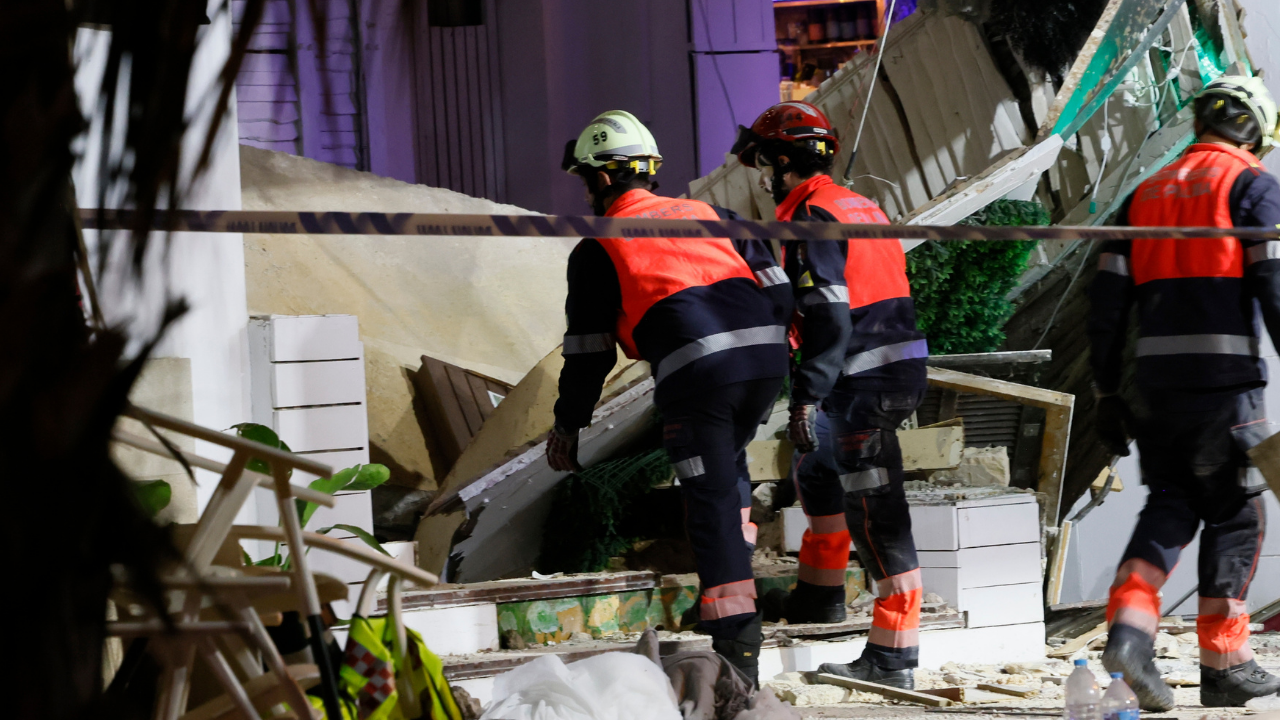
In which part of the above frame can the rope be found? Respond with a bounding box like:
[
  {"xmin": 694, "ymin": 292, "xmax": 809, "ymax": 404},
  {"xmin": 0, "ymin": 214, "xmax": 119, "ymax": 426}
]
[{"xmin": 842, "ymin": 0, "xmax": 900, "ymax": 185}]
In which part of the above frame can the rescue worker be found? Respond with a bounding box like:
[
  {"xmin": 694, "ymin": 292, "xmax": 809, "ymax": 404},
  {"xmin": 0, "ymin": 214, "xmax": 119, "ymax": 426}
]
[
  {"xmin": 732, "ymin": 101, "xmax": 928, "ymax": 689},
  {"xmin": 546, "ymin": 110, "xmax": 790, "ymax": 685},
  {"xmin": 1088, "ymin": 75, "xmax": 1280, "ymax": 710}
]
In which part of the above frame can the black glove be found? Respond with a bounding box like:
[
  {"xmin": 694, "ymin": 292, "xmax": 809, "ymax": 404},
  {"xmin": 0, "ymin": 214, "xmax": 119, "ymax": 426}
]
[
  {"xmin": 788, "ymin": 404, "xmax": 819, "ymax": 453},
  {"xmin": 1095, "ymin": 395, "xmax": 1132, "ymax": 457},
  {"xmin": 547, "ymin": 424, "xmax": 583, "ymax": 472}
]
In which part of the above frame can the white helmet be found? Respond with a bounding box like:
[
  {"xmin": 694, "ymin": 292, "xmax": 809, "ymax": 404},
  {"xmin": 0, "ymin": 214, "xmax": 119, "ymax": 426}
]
[
  {"xmin": 563, "ymin": 110, "xmax": 662, "ymax": 175},
  {"xmin": 1197, "ymin": 75, "xmax": 1279, "ymax": 148}
]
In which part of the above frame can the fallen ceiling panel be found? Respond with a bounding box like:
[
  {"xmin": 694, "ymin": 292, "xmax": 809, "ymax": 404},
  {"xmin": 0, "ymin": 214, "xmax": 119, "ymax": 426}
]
[{"xmin": 421, "ymin": 379, "xmax": 657, "ymax": 583}]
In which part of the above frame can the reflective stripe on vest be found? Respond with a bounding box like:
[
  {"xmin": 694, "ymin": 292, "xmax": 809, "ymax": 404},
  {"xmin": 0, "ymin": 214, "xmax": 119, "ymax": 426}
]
[
  {"xmin": 596, "ymin": 190, "xmax": 757, "ymax": 358},
  {"xmin": 776, "ymin": 174, "xmax": 911, "ymax": 310},
  {"xmin": 655, "ymin": 324, "xmax": 787, "ymax": 385},
  {"xmin": 1135, "ymin": 334, "xmax": 1260, "ymax": 357},
  {"xmin": 1128, "ymin": 144, "xmax": 1263, "ymax": 285},
  {"xmin": 842, "ymin": 338, "xmax": 930, "ymax": 376}
]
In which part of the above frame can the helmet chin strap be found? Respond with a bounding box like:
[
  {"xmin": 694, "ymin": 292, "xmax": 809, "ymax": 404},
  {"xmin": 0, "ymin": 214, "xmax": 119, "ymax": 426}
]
[{"xmin": 760, "ymin": 154, "xmax": 795, "ymax": 205}]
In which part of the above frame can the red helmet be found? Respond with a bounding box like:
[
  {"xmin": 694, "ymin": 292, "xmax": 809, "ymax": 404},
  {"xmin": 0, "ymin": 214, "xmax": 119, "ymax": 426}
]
[{"xmin": 731, "ymin": 101, "xmax": 840, "ymax": 168}]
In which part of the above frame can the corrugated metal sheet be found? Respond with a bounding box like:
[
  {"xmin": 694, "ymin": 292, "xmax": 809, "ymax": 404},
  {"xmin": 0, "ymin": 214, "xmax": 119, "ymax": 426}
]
[
  {"xmin": 410, "ymin": 0, "xmax": 506, "ymax": 202},
  {"xmin": 689, "ymin": 13, "xmax": 1030, "ymax": 221}
]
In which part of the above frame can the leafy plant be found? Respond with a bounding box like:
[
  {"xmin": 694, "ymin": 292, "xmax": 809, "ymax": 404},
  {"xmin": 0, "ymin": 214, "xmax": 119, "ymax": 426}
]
[
  {"xmin": 907, "ymin": 200, "xmax": 1047, "ymax": 354},
  {"xmin": 232, "ymin": 423, "xmax": 391, "ymax": 568},
  {"xmin": 132, "ymin": 480, "xmax": 172, "ymax": 518},
  {"xmin": 539, "ymin": 448, "xmax": 672, "ymax": 574}
]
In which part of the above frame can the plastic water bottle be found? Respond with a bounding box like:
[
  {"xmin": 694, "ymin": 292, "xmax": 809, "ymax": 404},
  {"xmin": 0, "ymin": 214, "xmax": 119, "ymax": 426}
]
[
  {"xmin": 1064, "ymin": 659, "xmax": 1102, "ymax": 720},
  {"xmin": 1102, "ymin": 672, "xmax": 1140, "ymax": 720}
]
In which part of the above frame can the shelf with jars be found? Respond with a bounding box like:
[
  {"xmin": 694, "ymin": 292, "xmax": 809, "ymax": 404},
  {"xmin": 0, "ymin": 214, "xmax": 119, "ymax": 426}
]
[{"xmin": 775, "ymin": 0, "xmax": 884, "ymax": 102}]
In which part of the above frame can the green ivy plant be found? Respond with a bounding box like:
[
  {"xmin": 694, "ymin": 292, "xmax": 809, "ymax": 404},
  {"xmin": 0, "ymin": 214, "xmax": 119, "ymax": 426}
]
[
  {"xmin": 906, "ymin": 200, "xmax": 1047, "ymax": 354},
  {"xmin": 230, "ymin": 422, "xmax": 392, "ymax": 568}
]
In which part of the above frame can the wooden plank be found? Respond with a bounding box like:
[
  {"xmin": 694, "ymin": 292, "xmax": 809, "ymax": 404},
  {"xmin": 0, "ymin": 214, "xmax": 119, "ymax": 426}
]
[
  {"xmin": 394, "ymin": 571, "xmax": 659, "ymax": 610},
  {"xmin": 927, "ymin": 368, "xmax": 1072, "ymax": 411},
  {"xmin": 416, "ymin": 356, "xmax": 469, "ymax": 457},
  {"xmin": 1046, "ymin": 519, "xmax": 1073, "ymax": 607},
  {"xmin": 1048, "ymin": 621, "xmax": 1108, "ymax": 658},
  {"xmin": 772, "ymin": 610, "xmax": 965, "ymax": 638},
  {"xmin": 465, "ymin": 371, "xmax": 497, "ymax": 421},
  {"xmin": 806, "ymin": 672, "xmax": 953, "ymax": 706},
  {"xmin": 918, "ymin": 687, "xmax": 967, "ymax": 702},
  {"xmin": 927, "ymin": 351, "xmax": 1052, "ymax": 367},
  {"xmin": 445, "ymin": 363, "xmax": 485, "ymax": 435},
  {"xmin": 977, "ymin": 683, "xmax": 1038, "ymax": 698}
]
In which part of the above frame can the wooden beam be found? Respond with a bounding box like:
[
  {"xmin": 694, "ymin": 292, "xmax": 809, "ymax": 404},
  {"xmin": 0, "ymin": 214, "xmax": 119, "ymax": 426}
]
[
  {"xmin": 902, "ymin": 137, "xmax": 1064, "ymax": 228},
  {"xmin": 927, "ymin": 368, "xmax": 1072, "ymax": 410},
  {"xmin": 1045, "ymin": 520, "xmax": 1073, "ymax": 607},
  {"xmin": 977, "ymin": 683, "xmax": 1039, "ymax": 698},
  {"xmin": 806, "ymin": 672, "xmax": 953, "ymax": 706},
  {"xmin": 1047, "ymin": 621, "xmax": 1108, "ymax": 658},
  {"xmin": 927, "ymin": 350, "xmax": 1052, "ymax": 367},
  {"xmin": 927, "ymin": 368, "xmax": 1074, "ymax": 525},
  {"xmin": 389, "ymin": 571, "xmax": 658, "ymax": 611},
  {"xmin": 231, "ymin": 524, "xmax": 440, "ymax": 588}
]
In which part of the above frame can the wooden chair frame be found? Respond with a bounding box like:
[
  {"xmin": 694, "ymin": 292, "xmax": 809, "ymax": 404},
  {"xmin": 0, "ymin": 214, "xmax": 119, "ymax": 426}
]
[{"xmin": 111, "ymin": 405, "xmax": 435, "ymax": 720}]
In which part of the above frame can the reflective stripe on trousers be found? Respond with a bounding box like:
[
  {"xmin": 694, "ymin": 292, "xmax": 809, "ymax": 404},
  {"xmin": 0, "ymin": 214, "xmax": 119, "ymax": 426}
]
[
  {"xmin": 755, "ymin": 266, "xmax": 789, "ymax": 288},
  {"xmin": 1135, "ymin": 334, "xmax": 1259, "ymax": 357},
  {"xmin": 1247, "ymin": 242, "xmax": 1280, "ymax": 264},
  {"xmin": 1098, "ymin": 252, "xmax": 1130, "ymax": 276},
  {"xmin": 797, "ymin": 513, "xmax": 851, "ymax": 587},
  {"xmin": 802, "ymin": 285, "xmax": 849, "ymax": 306},
  {"xmin": 701, "ymin": 579, "xmax": 757, "ymax": 621},
  {"xmin": 654, "ymin": 325, "xmax": 786, "ymax": 385},
  {"xmin": 867, "ymin": 569, "xmax": 922, "ymax": 650},
  {"xmin": 842, "ymin": 339, "xmax": 930, "ymax": 376},
  {"xmin": 1199, "ymin": 596, "xmax": 1255, "ymax": 669},
  {"xmin": 1107, "ymin": 558, "xmax": 1167, "ymax": 637}
]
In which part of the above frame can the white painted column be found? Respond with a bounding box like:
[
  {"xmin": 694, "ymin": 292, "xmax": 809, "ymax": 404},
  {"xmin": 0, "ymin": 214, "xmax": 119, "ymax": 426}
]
[{"xmin": 73, "ymin": 1, "xmax": 251, "ymax": 518}]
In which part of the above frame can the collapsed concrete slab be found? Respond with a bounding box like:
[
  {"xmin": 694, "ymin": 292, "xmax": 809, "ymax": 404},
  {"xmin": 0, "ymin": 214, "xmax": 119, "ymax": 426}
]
[{"xmin": 239, "ymin": 146, "xmax": 578, "ymax": 490}]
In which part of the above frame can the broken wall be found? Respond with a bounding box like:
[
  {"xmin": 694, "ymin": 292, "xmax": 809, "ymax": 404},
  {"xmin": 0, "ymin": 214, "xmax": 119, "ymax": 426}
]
[{"xmin": 240, "ymin": 146, "xmax": 578, "ymax": 490}]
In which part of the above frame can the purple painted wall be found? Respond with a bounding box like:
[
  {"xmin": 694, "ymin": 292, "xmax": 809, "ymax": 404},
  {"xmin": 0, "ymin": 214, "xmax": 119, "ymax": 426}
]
[
  {"xmin": 494, "ymin": 0, "xmax": 697, "ymax": 215},
  {"xmin": 237, "ymin": 0, "xmax": 783, "ymax": 212}
]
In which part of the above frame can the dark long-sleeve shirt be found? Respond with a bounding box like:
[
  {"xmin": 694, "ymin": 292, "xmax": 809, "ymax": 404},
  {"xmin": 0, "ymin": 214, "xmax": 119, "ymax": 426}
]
[{"xmin": 553, "ymin": 207, "xmax": 790, "ymax": 430}]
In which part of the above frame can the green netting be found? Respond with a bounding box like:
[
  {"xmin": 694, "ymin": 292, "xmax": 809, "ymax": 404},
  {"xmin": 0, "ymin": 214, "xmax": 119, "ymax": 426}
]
[
  {"xmin": 538, "ymin": 448, "xmax": 672, "ymax": 574},
  {"xmin": 907, "ymin": 200, "xmax": 1048, "ymax": 355}
]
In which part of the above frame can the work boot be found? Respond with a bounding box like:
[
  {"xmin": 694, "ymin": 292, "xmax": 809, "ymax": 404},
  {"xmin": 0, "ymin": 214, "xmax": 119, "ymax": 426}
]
[
  {"xmin": 1101, "ymin": 623, "xmax": 1176, "ymax": 711},
  {"xmin": 760, "ymin": 587, "xmax": 847, "ymax": 624},
  {"xmin": 711, "ymin": 613, "xmax": 763, "ymax": 689},
  {"xmin": 1201, "ymin": 660, "xmax": 1280, "ymax": 707},
  {"xmin": 817, "ymin": 657, "xmax": 914, "ymax": 690}
]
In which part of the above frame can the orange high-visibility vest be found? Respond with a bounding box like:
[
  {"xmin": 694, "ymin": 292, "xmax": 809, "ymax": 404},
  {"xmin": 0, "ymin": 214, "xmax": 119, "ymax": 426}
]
[
  {"xmin": 1129, "ymin": 144, "xmax": 1264, "ymax": 285},
  {"xmin": 596, "ymin": 189, "xmax": 756, "ymax": 358},
  {"xmin": 775, "ymin": 175, "xmax": 912, "ymax": 309}
]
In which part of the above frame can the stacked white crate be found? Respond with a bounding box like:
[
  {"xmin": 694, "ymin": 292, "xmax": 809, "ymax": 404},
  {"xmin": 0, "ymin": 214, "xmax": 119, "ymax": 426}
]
[
  {"xmin": 910, "ymin": 493, "xmax": 1044, "ymax": 630},
  {"xmin": 248, "ymin": 314, "xmax": 375, "ymax": 594}
]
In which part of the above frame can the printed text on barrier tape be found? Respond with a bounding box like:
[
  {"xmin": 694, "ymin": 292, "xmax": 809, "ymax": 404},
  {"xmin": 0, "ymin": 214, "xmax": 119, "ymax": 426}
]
[{"xmin": 80, "ymin": 209, "xmax": 1280, "ymax": 242}]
